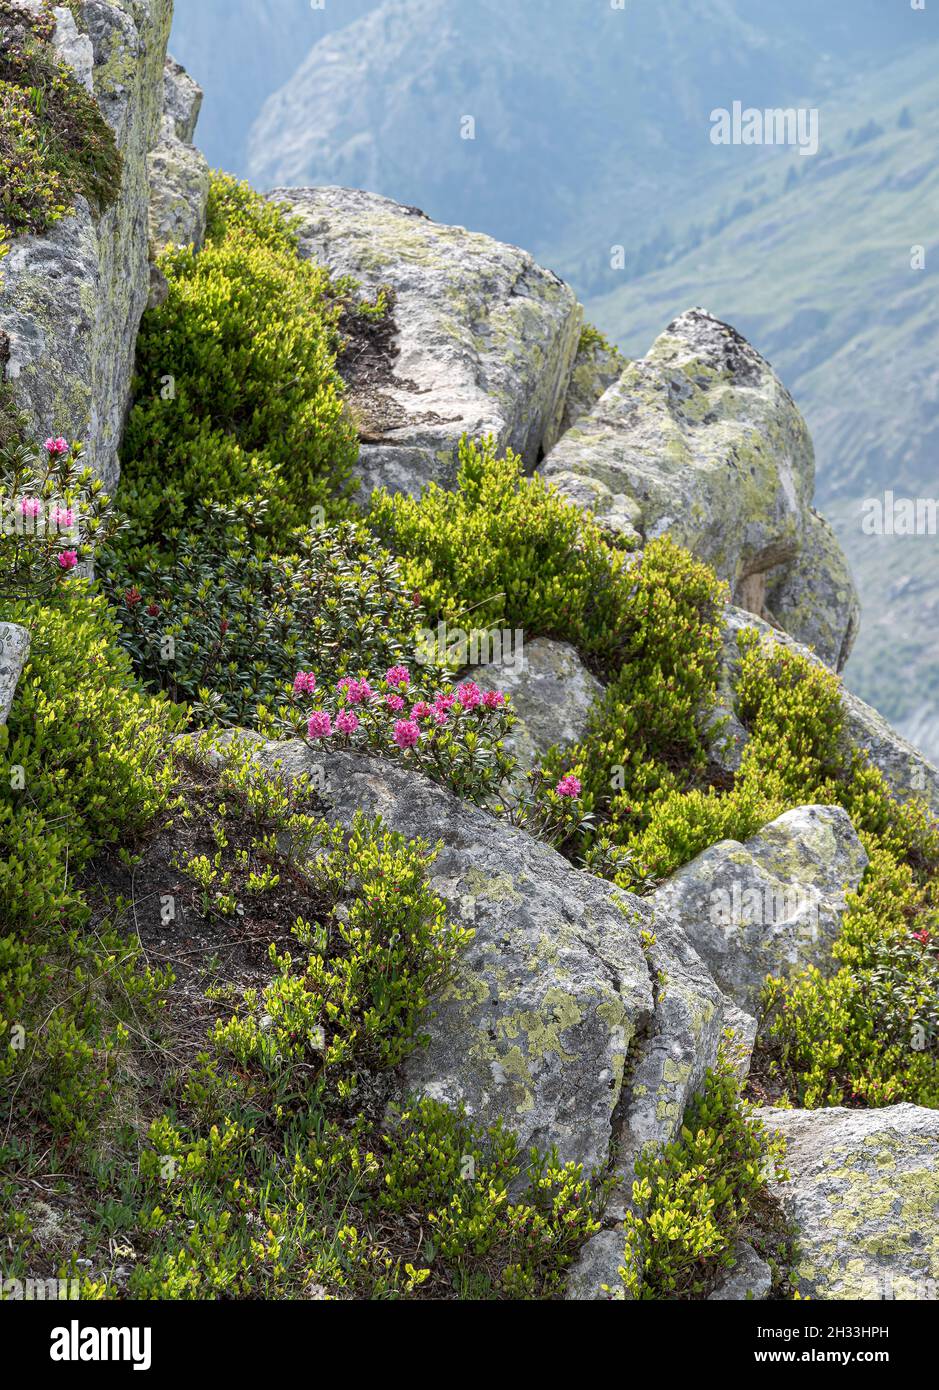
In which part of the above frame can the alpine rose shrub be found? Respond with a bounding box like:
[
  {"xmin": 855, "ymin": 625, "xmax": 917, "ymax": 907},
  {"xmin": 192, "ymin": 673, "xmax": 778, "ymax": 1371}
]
[{"xmin": 281, "ymin": 665, "xmax": 516, "ymax": 805}]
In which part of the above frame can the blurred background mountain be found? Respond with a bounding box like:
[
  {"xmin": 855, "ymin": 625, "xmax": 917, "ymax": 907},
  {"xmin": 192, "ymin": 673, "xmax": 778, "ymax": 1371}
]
[{"xmin": 170, "ymin": 0, "xmax": 939, "ymax": 761}]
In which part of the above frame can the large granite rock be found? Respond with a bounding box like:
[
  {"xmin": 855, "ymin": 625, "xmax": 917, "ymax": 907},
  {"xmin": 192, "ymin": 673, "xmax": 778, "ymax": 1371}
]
[
  {"xmin": 651, "ymin": 805, "xmax": 869, "ymax": 1013},
  {"xmin": 236, "ymin": 737, "xmax": 747, "ymax": 1198},
  {"xmin": 756, "ymin": 1104, "xmax": 939, "ymax": 1300},
  {"xmin": 0, "ymin": 623, "xmax": 30, "ymax": 726},
  {"xmin": 559, "ymin": 329, "xmax": 626, "ymax": 436},
  {"xmin": 720, "ymin": 605, "xmax": 939, "ymax": 818},
  {"xmin": 541, "ymin": 309, "xmax": 859, "ymax": 670},
  {"xmin": 0, "ymin": 0, "xmax": 173, "ymax": 490},
  {"xmin": 471, "ymin": 637, "xmax": 603, "ymax": 778},
  {"xmin": 147, "ymin": 56, "xmax": 211, "ymax": 254},
  {"xmin": 267, "ymin": 187, "xmax": 582, "ymax": 501}
]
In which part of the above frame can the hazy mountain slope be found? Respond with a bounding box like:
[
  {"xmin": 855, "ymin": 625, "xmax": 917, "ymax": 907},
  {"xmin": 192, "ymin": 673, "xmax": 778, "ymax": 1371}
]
[
  {"xmin": 246, "ymin": 0, "xmax": 830, "ymax": 250},
  {"xmin": 169, "ymin": 0, "xmax": 381, "ymax": 172},
  {"xmin": 578, "ymin": 44, "xmax": 939, "ymax": 759}
]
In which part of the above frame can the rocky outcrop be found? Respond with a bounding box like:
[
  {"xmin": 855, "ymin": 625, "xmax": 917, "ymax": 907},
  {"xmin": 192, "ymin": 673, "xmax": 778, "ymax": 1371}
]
[
  {"xmin": 267, "ymin": 187, "xmax": 582, "ymax": 501},
  {"xmin": 0, "ymin": 0, "xmax": 173, "ymax": 491},
  {"xmin": 147, "ymin": 55, "xmax": 211, "ymax": 255},
  {"xmin": 719, "ymin": 606, "xmax": 939, "ymax": 817},
  {"xmin": 540, "ymin": 309, "xmax": 860, "ymax": 671},
  {"xmin": 756, "ymin": 1104, "xmax": 939, "ymax": 1300},
  {"xmin": 652, "ymin": 805, "xmax": 869, "ymax": 1012},
  {"xmin": 707, "ymin": 1241, "xmax": 772, "ymax": 1301},
  {"xmin": 471, "ymin": 638, "xmax": 603, "ymax": 779},
  {"xmin": 238, "ymin": 738, "xmax": 749, "ymax": 1188},
  {"xmin": 559, "ymin": 329, "xmax": 626, "ymax": 435},
  {"xmin": 0, "ymin": 623, "xmax": 30, "ymax": 725}
]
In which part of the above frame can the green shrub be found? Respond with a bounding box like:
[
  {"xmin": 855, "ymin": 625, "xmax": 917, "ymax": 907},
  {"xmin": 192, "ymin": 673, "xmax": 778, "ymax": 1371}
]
[
  {"xmin": 370, "ymin": 435, "xmax": 640, "ymax": 670},
  {"xmin": 115, "ymin": 175, "xmax": 360, "ymax": 564},
  {"xmin": 620, "ymin": 1052, "xmax": 788, "ymax": 1299},
  {"xmin": 0, "ymin": 582, "xmax": 181, "ymax": 1136},
  {"xmin": 0, "ymin": 1, "xmax": 121, "ymax": 235},
  {"xmin": 103, "ymin": 506, "xmax": 431, "ymax": 726}
]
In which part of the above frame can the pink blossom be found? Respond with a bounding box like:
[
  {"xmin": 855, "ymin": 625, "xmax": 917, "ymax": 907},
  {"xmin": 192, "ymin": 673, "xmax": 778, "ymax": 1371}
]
[
  {"xmin": 913, "ymin": 928, "xmax": 931, "ymax": 946},
  {"xmin": 434, "ymin": 692, "xmax": 456, "ymax": 712},
  {"xmin": 44, "ymin": 437, "xmax": 68, "ymax": 456},
  {"xmin": 293, "ymin": 671, "xmax": 317, "ymax": 696},
  {"xmin": 412, "ymin": 701, "xmax": 432, "ymax": 720},
  {"xmin": 307, "ymin": 710, "xmax": 333, "ymax": 739},
  {"xmin": 385, "ymin": 665, "xmax": 410, "ymax": 688},
  {"xmin": 385, "ymin": 693, "xmax": 405, "ymax": 712},
  {"xmin": 432, "ymin": 710, "xmax": 449, "ymax": 726},
  {"xmin": 455, "ymin": 680, "xmax": 482, "ymax": 711},
  {"xmin": 336, "ymin": 709, "xmax": 359, "ymax": 735},
  {"xmin": 19, "ymin": 498, "xmax": 42, "ymax": 518},
  {"xmin": 556, "ymin": 775, "xmax": 582, "ymax": 799},
  {"xmin": 50, "ymin": 505, "xmax": 74, "ymax": 528},
  {"xmin": 338, "ymin": 677, "xmax": 373, "ymax": 705},
  {"xmin": 57, "ymin": 550, "xmax": 78, "ymax": 571},
  {"xmin": 393, "ymin": 719, "xmax": 421, "ymax": 750},
  {"xmin": 482, "ymin": 690, "xmax": 506, "ymax": 709}
]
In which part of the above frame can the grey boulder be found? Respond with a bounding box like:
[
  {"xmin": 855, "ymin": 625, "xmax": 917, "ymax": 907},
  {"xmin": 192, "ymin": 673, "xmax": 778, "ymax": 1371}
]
[
  {"xmin": 0, "ymin": 623, "xmax": 31, "ymax": 725},
  {"xmin": 755, "ymin": 1104, "xmax": 939, "ymax": 1300},
  {"xmin": 267, "ymin": 187, "xmax": 582, "ymax": 501}
]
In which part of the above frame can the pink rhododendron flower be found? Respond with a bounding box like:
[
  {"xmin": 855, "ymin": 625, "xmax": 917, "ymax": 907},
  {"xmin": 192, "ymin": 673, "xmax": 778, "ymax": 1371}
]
[
  {"xmin": 385, "ymin": 665, "xmax": 410, "ymax": 688},
  {"xmin": 336, "ymin": 709, "xmax": 359, "ymax": 735},
  {"xmin": 307, "ymin": 710, "xmax": 333, "ymax": 739},
  {"xmin": 455, "ymin": 681, "xmax": 482, "ymax": 711},
  {"xmin": 412, "ymin": 701, "xmax": 432, "ymax": 720},
  {"xmin": 44, "ymin": 437, "xmax": 68, "ymax": 456},
  {"xmin": 385, "ymin": 693, "xmax": 405, "ymax": 712},
  {"xmin": 434, "ymin": 692, "xmax": 456, "ymax": 712},
  {"xmin": 913, "ymin": 928, "xmax": 931, "ymax": 945},
  {"xmin": 556, "ymin": 775, "xmax": 582, "ymax": 798},
  {"xmin": 19, "ymin": 498, "xmax": 42, "ymax": 518},
  {"xmin": 293, "ymin": 671, "xmax": 317, "ymax": 696},
  {"xmin": 50, "ymin": 505, "xmax": 74, "ymax": 528},
  {"xmin": 57, "ymin": 550, "xmax": 78, "ymax": 570},
  {"xmin": 338, "ymin": 677, "xmax": 373, "ymax": 705},
  {"xmin": 393, "ymin": 719, "xmax": 421, "ymax": 750},
  {"xmin": 482, "ymin": 690, "xmax": 506, "ymax": 709}
]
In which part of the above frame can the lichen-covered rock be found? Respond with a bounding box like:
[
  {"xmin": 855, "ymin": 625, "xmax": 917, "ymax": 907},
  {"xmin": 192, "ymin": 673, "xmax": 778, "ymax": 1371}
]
[
  {"xmin": 766, "ymin": 510, "xmax": 860, "ymax": 672},
  {"xmin": 470, "ymin": 637, "xmax": 603, "ymax": 779},
  {"xmin": 161, "ymin": 54, "xmax": 203, "ymax": 143},
  {"xmin": 559, "ymin": 329, "xmax": 626, "ymax": 435},
  {"xmin": 267, "ymin": 187, "xmax": 582, "ymax": 501},
  {"xmin": 720, "ymin": 605, "xmax": 939, "ymax": 817},
  {"xmin": 248, "ymin": 738, "xmax": 654, "ymax": 1174},
  {"xmin": 755, "ymin": 1104, "xmax": 939, "ymax": 1300},
  {"xmin": 0, "ymin": 0, "xmax": 173, "ymax": 490},
  {"xmin": 0, "ymin": 623, "xmax": 30, "ymax": 725},
  {"xmin": 651, "ymin": 805, "xmax": 869, "ymax": 1012},
  {"xmin": 540, "ymin": 309, "xmax": 859, "ymax": 669},
  {"xmin": 706, "ymin": 1241, "xmax": 772, "ymax": 1301},
  {"xmin": 567, "ymin": 909, "xmax": 755, "ymax": 1299},
  {"xmin": 147, "ymin": 56, "xmax": 211, "ymax": 253}
]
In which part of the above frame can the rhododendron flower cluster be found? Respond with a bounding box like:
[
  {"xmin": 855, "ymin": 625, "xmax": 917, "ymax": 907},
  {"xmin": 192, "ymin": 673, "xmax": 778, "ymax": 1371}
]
[{"xmin": 284, "ymin": 664, "xmax": 517, "ymax": 805}]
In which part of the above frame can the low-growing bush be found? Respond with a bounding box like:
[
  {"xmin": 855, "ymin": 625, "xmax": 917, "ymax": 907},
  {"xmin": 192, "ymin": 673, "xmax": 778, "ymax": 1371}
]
[
  {"xmin": 370, "ymin": 435, "xmax": 640, "ymax": 670},
  {"xmin": 620, "ymin": 1052, "xmax": 788, "ymax": 1299},
  {"xmin": 103, "ymin": 506, "xmax": 431, "ymax": 727},
  {"xmin": 115, "ymin": 175, "xmax": 360, "ymax": 563}
]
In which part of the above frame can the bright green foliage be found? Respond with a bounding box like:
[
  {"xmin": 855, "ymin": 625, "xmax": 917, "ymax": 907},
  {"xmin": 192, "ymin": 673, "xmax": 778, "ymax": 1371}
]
[
  {"xmin": 370, "ymin": 435, "xmax": 640, "ymax": 669},
  {"xmin": 620, "ymin": 1053, "xmax": 788, "ymax": 1299},
  {"xmin": 377, "ymin": 1097, "xmax": 603, "ymax": 1298},
  {"xmin": 0, "ymin": 583, "xmax": 181, "ymax": 1136},
  {"xmin": 103, "ymin": 506, "xmax": 428, "ymax": 726},
  {"xmin": 115, "ymin": 175, "xmax": 360, "ymax": 562},
  {"xmin": 547, "ymin": 537, "xmax": 726, "ymax": 864},
  {"xmin": 0, "ymin": 1, "xmax": 122, "ymax": 235},
  {"xmin": 210, "ymin": 808, "xmax": 471, "ymax": 1100}
]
